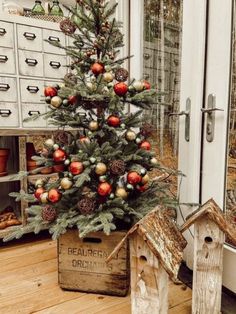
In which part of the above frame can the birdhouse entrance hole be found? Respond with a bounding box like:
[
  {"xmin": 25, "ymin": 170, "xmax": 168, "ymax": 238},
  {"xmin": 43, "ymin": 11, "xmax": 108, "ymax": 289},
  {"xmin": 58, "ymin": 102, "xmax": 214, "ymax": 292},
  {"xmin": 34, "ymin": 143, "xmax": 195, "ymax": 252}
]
[
  {"xmin": 139, "ymin": 255, "xmax": 147, "ymax": 265},
  {"xmin": 83, "ymin": 237, "xmax": 102, "ymax": 244},
  {"xmin": 204, "ymin": 236, "xmax": 213, "ymax": 244}
]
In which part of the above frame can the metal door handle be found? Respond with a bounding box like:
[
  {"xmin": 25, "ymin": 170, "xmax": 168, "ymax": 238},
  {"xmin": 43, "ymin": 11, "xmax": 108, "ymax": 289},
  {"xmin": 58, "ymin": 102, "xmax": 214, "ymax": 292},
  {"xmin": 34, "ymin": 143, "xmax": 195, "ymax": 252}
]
[
  {"xmin": 25, "ymin": 58, "xmax": 38, "ymax": 66},
  {"xmin": 169, "ymin": 98, "xmax": 191, "ymax": 142},
  {"xmin": 0, "ymin": 55, "xmax": 8, "ymax": 63},
  {"xmin": 202, "ymin": 94, "xmax": 224, "ymax": 142},
  {"xmin": 27, "ymin": 86, "xmax": 39, "ymax": 93},
  {"xmin": 48, "ymin": 36, "xmax": 60, "ymax": 42},
  {"xmin": 0, "ymin": 28, "xmax": 6, "ymax": 36},
  {"xmin": 0, "ymin": 109, "xmax": 11, "ymax": 117},
  {"xmin": 0, "ymin": 83, "xmax": 10, "ymax": 91},
  {"xmin": 49, "ymin": 61, "xmax": 61, "ymax": 69},
  {"xmin": 28, "ymin": 110, "xmax": 40, "ymax": 116},
  {"xmin": 23, "ymin": 32, "xmax": 36, "ymax": 40}
]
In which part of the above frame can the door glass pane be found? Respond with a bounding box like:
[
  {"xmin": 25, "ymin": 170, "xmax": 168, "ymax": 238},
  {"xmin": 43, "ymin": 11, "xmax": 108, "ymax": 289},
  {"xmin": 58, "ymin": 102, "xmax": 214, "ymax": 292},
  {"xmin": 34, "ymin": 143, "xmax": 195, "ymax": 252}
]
[
  {"xmin": 143, "ymin": 0, "xmax": 182, "ymax": 200},
  {"xmin": 226, "ymin": 4, "xmax": 236, "ymax": 248}
]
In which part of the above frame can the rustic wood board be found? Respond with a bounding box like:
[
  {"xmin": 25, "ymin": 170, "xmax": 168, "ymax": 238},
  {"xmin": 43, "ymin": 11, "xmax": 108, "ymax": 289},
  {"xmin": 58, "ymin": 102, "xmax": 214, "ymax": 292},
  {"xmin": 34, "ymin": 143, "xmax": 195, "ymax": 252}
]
[
  {"xmin": 0, "ymin": 238, "xmax": 192, "ymax": 314},
  {"xmin": 58, "ymin": 229, "xmax": 130, "ymax": 296}
]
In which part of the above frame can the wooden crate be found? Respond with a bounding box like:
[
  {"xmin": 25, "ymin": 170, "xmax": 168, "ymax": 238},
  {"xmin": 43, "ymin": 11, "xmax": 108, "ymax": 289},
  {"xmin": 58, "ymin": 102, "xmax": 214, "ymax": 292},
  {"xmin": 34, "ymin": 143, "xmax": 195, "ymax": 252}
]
[{"xmin": 58, "ymin": 229, "xmax": 130, "ymax": 296}]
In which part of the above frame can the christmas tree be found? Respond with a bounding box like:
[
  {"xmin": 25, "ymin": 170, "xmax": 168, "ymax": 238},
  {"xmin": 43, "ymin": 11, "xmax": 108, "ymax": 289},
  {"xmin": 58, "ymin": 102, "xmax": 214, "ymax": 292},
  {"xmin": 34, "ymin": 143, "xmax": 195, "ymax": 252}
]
[{"xmin": 6, "ymin": 0, "xmax": 179, "ymax": 240}]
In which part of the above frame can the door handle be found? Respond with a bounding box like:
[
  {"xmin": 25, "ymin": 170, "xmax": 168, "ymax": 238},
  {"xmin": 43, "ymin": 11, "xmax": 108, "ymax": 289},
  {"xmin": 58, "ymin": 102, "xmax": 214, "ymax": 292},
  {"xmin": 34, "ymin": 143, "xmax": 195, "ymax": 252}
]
[
  {"xmin": 201, "ymin": 94, "xmax": 224, "ymax": 142},
  {"xmin": 169, "ymin": 97, "xmax": 191, "ymax": 142}
]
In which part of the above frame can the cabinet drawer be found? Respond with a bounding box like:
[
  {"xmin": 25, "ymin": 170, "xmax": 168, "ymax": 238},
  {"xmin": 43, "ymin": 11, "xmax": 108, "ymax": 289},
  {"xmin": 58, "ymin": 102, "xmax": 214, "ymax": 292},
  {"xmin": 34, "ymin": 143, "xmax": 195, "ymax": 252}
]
[
  {"xmin": 18, "ymin": 50, "xmax": 44, "ymax": 77},
  {"xmin": 20, "ymin": 79, "xmax": 44, "ymax": 103},
  {"xmin": 43, "ymin": 29, "xmax": 66, "ymax": 55},
  {"xmin": 17, "ymin": 24, "xmax": 42, "ymax": 52},
  {"xmin": 0, "ymin": 47, "xmax": 15, "ymax": 74},
  {"xmin": 0, "ymin": 77, "xmax": 17, "ymax": 102},
  {"xmin": 22, "ymin": 104, "xmax": 47, "ymax": 128},
  {"xmin": 44, "ymin": 54, "xmax": 67, "ymax": 79},
  {"xmin": 0, "ymin": 103, "xmax": 19, "ymax": 127},
  {"xmin": 0, "ymin": 21, "xmax": 14, "ymax": 48}
]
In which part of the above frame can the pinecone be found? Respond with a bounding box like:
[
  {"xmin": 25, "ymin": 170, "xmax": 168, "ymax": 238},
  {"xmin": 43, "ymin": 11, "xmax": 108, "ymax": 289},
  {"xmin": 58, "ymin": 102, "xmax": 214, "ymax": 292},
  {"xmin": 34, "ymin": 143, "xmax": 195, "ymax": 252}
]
[
  {"xmin": 115, "ymin": 68, "xmax": 129, "ymax": 82},
  {"xmin": 54, "ymin": 131, "xmax": 72, "ymax": 146},
  {"xmin": 41, "ymin": 206, "xmax": 57, "ymax": 222},
  {"xmin": 140, "ymin": 123, "xmax": 154, "ymax": 138},
  {"xmin": 64, "ymin": 72, "xmax": 78, "ymax": 85},
  {"xmin": 77, "ymin": 198, "xmax": 96, "ymax": 215},
  {"xmin": 109, "ymin": 159, "xmax": 126, "ymax": 176},
  {"xmin": 60, "ymin": 18, "xmax": 76, "ymax": 35}
]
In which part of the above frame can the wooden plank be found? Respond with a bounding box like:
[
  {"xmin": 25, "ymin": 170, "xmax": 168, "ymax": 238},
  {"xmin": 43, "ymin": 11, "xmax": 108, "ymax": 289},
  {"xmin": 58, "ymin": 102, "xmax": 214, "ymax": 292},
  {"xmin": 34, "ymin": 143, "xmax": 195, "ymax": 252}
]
[
  {"xmin": 169, "ymin": 299, "xmax": 192, "ymax": 314},
  {"xmin": 58, "ymin": 230, "xmax": 129, "ymax": 296},
  {"xmin": 129, "ymin": 233, "xmax": 168, "ymax": 314},
  {"xmin": 192, "ymin": 217, "xmax": 224, "ymax": 314}
]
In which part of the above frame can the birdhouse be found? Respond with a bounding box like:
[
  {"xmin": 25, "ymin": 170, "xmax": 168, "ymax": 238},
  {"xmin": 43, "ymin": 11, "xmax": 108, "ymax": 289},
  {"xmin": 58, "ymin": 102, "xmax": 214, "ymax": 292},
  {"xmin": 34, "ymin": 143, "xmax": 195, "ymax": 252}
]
[
  {"xmin": 180, "ymin": 198, "xmax": 236, "ymax": 314},
  {"xmin": 107, "ymin": 208, "xmax": 187, "ymax": 314}
]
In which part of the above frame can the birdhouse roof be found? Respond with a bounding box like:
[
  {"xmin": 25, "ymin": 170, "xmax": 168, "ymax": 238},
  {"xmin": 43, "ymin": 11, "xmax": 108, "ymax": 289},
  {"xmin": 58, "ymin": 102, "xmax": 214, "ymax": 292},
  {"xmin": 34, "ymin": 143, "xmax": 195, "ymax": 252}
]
[
  {"xmin": 180, "ymin": 198, "xmax": 236, "ymax": 246},
  {"xmin": 107, "ymin": 207, "xmax": 187, "ymax": 280}
]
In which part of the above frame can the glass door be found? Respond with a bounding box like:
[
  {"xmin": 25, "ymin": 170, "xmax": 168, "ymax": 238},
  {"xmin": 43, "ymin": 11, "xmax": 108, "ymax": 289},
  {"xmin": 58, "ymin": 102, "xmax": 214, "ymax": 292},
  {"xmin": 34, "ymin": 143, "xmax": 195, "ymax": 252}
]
[{"xmin": 201, "ymin": 0, "xmax": 236, "ymax": 292}]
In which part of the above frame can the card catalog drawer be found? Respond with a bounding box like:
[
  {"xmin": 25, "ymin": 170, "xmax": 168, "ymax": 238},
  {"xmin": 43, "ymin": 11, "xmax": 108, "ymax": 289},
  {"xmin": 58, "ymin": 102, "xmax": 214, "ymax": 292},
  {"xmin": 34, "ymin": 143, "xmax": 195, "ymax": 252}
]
[
  {"xmin": 44, "ymin": 54, "xmax": 67, "ymax": 79},
  {"xmin": 20, "ymin": 79, "xmax": 44, "ymax": 103},
  {"xmin": 22, "ymin": 104, "xmax": 47, "ymax": 128},
  {"xmin": 0, "ymin": 77, "xmax": 17, "ymax": 102},
  {"xmin": 43, "ymin": 29, "xmax": 66, "ymax": 55},
  {"xmin": 0, "ymin": 47, "xmax": 15, "ymax": 74},
  {"xmin": 18, "ymin": 50, "xmax": 43, "ymax": 77},
  {"xmin": 0, "ymin": 103, "xmax": 19, "ymax": 127},
  {"xmin": 17, "ymin": 24, "xmax": 42, "ymax": 52},
  {"xmin": 0, "ymin": 21, "xmax": 14, "ymax": 48}
]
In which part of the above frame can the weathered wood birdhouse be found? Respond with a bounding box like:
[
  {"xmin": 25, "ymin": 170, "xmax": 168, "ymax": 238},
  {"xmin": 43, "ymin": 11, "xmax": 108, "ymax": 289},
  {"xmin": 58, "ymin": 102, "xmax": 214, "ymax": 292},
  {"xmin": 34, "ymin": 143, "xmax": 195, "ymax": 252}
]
[
  {"xmin": 180, "ymin": 198, "xmax": 236, "ymax": 314},
  {"xmin": 107, "ymin": 208, "xmax": 187, "ymax": 314}
]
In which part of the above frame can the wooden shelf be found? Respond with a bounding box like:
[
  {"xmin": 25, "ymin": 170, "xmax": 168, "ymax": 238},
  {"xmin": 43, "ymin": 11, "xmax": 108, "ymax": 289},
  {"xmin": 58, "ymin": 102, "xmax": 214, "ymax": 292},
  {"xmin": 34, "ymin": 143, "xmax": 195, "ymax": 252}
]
[
  {"xmin": 0, "ymin": 173, "xmax": 21, "ymax": 183},
  {"xmin": 28, "ymin": 173, "xmax": 59, "ymax": 185}
]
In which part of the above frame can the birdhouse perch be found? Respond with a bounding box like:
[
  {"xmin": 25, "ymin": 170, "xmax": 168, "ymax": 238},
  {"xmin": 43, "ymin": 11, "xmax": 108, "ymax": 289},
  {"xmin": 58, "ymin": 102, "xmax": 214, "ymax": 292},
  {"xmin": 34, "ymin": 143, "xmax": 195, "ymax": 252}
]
[
  {"xmin": 107, "ymin": 208, "xmax": 187, "ymax": 314},
  {"xmin": 180, "ymin": 198, "xmax": 236, "ymax": 314}
]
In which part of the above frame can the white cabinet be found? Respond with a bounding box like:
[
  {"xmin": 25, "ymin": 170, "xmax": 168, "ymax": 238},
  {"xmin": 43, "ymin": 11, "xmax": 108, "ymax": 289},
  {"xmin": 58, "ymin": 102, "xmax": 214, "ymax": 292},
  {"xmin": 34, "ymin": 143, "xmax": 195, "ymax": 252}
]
[{"xmin": 0, "ymin": 13, "xmax": 69, "ymax": 129}]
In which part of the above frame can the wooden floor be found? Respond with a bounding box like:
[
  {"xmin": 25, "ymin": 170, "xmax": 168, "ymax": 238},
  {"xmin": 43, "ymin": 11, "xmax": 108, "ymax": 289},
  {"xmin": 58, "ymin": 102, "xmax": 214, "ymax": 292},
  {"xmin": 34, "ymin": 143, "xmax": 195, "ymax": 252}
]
[{"xmin": 0, "ymin": 236, "xmax": 192, "ymax": 314}]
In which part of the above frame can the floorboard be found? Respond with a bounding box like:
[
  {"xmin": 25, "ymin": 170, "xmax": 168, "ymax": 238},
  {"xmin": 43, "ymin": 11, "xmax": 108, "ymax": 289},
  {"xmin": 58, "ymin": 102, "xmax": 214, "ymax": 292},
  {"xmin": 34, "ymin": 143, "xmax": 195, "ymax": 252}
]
[{"xmin": 0, "ymin": 236, "xmax": 192, "ymax": 314}]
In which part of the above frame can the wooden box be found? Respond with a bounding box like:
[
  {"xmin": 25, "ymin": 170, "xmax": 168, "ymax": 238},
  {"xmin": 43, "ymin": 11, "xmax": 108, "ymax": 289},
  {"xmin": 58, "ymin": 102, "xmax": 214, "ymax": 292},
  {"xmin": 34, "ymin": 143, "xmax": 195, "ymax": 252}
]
[{"xmin": 58, "ymin": 229, "xmax": 130, "ymax": 296}]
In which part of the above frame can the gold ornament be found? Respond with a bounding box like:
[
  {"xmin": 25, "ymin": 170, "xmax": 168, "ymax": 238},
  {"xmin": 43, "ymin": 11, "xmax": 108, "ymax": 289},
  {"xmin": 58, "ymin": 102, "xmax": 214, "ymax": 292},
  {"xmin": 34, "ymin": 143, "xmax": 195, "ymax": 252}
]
[
  {"xmin": 133, "ymin": 80, "xmax": 144, "ymax": 92},
  {"xmin": 103, "ymin": 72, "xmax": 114, "ymax": 83},
  {"xmin": 115, "ymin": 187, "xmax": 128, "ymax": 200},
  {"xmin": 86, "ymin": 82, "xmax": 96, "ymax": 91},
  {"xmin": 125, "ymin": 130, "xmax": 136, "ymax": 141},
  {"xmin": 141, "ymin": 174, "xmax": 150, "ymax": 185},
  {"xmin": 51, "ymin": 96, "xmax": 63, "ymax": 108},
  {"xmin": 95, "ymin": 162, "xmax": 107, "ymax": 175},
  {"xmin": 151, "ymin": 157, "xmax": 158, "ymax": 165},
  {"xmin": 89, "ymin": 120, "xmax": 99, "ymax": 131},
  {"xmin": 35, "ymin": 179, "xmax": 44, "ymax": 188},
  {"xmin": 61, "ymin": 177, "xmax": 73, "ymax": 190},
  {"xmin": 40, "ymin": 192, "xmax": 48, "ymax": 204}
]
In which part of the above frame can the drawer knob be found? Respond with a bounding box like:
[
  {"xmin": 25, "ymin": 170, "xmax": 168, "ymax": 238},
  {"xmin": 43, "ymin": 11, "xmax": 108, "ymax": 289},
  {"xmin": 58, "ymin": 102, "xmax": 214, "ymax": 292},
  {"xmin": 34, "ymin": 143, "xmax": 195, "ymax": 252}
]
[
  {"xmin": 27, "ymin": 86, "xmax": 39, "ymax": 93},
  {"xmin": 28, "ymin": 110, "xmax": 40, "ymax": 116},
  {"xmin": 48, "ymin": 36, "xmax": 60, "ymax": 43},
  {"xmin": 23, "ymin": 32, "xmax": 36, "ymax": 40},
  {"xmin": 0, "ymin": 28, "xmax": 6, "ymax": 36},
  {"xmin": 0, "ymin": 109, "xmax": 11, "ymax": 117},
  {"xmin": 0, "ymin": 55, "xmax": 8, "ymax": 63},
  {"xmin": 0, "ymin": 83, "xmax": 10, "ymax": 91},
  {"xmin": 143, "ymin": 53, "xmax": 150, "ymax": 60},
  {"xmin": 49, "ymin": 61, "xmax": 61, "ymax": 69},
  {"xmin": 25, "ymin": 58, "xmax": 38, "ymax": 66}
]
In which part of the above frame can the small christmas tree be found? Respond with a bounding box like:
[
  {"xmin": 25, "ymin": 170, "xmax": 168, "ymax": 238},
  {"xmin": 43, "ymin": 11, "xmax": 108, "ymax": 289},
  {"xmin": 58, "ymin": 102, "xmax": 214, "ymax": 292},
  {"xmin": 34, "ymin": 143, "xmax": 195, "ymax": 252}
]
[{"xmin": 7, "ymin": 0, "xmax": 179, "ymax": 240}]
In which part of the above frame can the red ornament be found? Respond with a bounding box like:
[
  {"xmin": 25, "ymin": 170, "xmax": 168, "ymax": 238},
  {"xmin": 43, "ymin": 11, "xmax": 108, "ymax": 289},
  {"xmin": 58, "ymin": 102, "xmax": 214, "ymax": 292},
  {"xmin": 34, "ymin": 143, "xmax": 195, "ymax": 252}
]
[
  {"xmin": 48, "ymin": 189, "xmax": 61, "ymax": 203},
  {"xmin": 143, "ymin": 80, "xmax": 151, "ymax": 90},
  {"xmin": 127, "ymin": 171, "xmax": 142, "ymax": 185},
  {"xmin": 136, "ymin": 184, "xmax": 148, "ymax": 192},
  {"xmin": 107, "ymin": 115, "xmax": 121, "ymax": 127},
  {"xmin": 91, "ymin": 62, "xmax": 104, "ymax": 76},
  {"xmin": 44, "ymin": 86, "xmax": 58, "ymax": 97},
  {"xmin": 98, "ymin": 182, "xmax": 112, "ymax": 196},
  {"xmin": 114, "ymin": 82, "xmax": 128, "ymax": 96},
  {"xmin": 34, "ymin": 187, "xmax": 45, "ymax": 200},
  {"xmin": 53, "ymin": 149, "xmax": 66, "ymax": 163},
  {"xmin": 79, "ymin": 136, "xmax": 90, "ymax": 143},
  {"xmin": 68, "ymin": 95, "xmax": 77, "ymax": 105},
  {"xmin": 69, "ymin": 161, "xmax": 84, "ymax": 175},
  {"xmin": 139, "ymin": 141, "xmax": 151, "ymax": 151}
]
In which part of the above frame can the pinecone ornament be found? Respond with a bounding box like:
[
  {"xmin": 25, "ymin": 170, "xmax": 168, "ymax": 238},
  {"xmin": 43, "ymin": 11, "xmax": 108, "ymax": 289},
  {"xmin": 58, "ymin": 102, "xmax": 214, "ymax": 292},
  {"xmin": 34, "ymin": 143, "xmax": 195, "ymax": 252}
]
[
  {"xmin": 140, "ymin": 123, "xmax": 154, "ymax": 138},
  {"xmin": 60, "ymin": 18, "xmax": 76, "ymax": 35},
  {"xmin": 109, "ymin": 159, "xmax": 126, "ymax": 176},
  {"xmin": 54, "ymin": 131, "xmax": 72, "ymax": 146},
  {"xmin": 77, "ymin": 198, "xmax": 96, "ymax": 215},
  {"xmin": 41, "ymin": 205, "xmax": 57, "ymax": 222},
  {"xmin": 115, "ymin": 68, "xmax": 129, "ymax": 82}
]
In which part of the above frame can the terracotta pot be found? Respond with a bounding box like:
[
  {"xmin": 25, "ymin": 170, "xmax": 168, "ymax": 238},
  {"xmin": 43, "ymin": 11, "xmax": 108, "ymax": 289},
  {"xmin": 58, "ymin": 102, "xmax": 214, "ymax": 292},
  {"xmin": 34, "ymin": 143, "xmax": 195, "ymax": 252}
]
[
  {"xmin": 41, "ymin": 166, "xmax": 53, "ymax": 174},
  {"xmin": 53, "ymin": 164, "xmax": 65, "ymax": 173},
  {"xmin": 27, "ymin": 160, "xmax": 37, "ymax": 171},
  {"xmin": 0, "ymin": 149, "xmax": 10, "ymax": 176}
]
